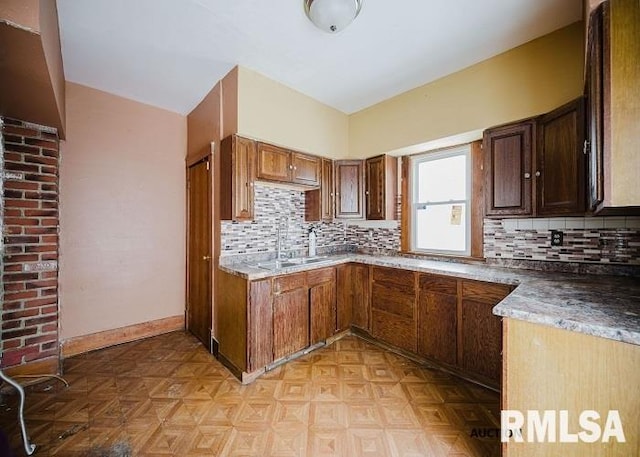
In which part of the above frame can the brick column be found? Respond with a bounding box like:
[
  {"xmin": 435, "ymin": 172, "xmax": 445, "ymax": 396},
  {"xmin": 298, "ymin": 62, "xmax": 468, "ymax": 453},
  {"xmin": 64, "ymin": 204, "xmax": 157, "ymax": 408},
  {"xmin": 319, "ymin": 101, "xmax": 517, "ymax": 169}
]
[{"xmin": 1, "ymin": 117, "xmax": 60, "ymax": 372}]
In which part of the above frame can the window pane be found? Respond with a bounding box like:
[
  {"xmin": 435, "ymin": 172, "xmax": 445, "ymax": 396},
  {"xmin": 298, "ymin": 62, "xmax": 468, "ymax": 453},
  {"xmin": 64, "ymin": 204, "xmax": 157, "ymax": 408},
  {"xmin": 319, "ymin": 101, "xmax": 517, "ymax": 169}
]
[
  {"xmin": 417, "ymin": 154, "xmax": 466, "ymax": 202},
  {"xmin": 415, "ymin": 204, "xmax": 467, "ymax": 252}
]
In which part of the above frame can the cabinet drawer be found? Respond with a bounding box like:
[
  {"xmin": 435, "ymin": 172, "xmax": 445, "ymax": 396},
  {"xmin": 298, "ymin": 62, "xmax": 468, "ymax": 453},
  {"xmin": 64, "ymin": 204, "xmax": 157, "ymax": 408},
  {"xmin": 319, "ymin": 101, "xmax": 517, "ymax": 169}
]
[
  {"xmin": 273, "ymin": 272, "xmax": 307, "ymax": 294},
  {"xmin": 372, "ymin": 267, "xmax": 415, "ymax": 290},
  {"xmin": 307, "ymin": 267, "xmax": 335, "ymax": 286},
  {"xmin": 372, "ymin": 309, "xmax": 416, "ymax": 353},
  {"xmin": 419, "ymin": 275, "xmax": 457, "ymax": 295},
  {"xmin": 461, "ymin": 280, "xmax": 511, "ymax": 303},
  {"xmin": 371, "ymin": 283, "xmax": 415, "ymax": 319}
]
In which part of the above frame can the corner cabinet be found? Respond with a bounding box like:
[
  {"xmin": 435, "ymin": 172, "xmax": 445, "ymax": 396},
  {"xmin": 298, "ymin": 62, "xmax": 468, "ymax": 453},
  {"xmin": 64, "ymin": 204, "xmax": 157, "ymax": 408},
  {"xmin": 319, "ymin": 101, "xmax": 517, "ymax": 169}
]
[
  {"xmin": 305, "ymin": 158, "xmax": 334, "ymax": 222},
  {"xmin": 365, "ymin": 155, "xmax": 398, "ymax": 220},
  {"xmin": 220, "ymin": 135, "xmax": 256, "ymax": 221},
  {"xmin": 585, "ymin": 0, "xmax": 640, "ymax": 214},
  {"xmin": 334, "ymin": 160, "xmax": 365, "ymax": 219},
  {"xmin": 484, "ymin": 97, "xmax": 586, "ymax": 218}
]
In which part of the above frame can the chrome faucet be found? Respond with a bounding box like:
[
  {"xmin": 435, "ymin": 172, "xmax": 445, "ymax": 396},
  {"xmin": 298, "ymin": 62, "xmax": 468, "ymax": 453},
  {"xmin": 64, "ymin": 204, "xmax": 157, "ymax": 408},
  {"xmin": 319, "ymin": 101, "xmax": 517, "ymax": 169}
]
[{"xmin": 276, "ymin": 217, "xmax": 288, "ymax": 261}]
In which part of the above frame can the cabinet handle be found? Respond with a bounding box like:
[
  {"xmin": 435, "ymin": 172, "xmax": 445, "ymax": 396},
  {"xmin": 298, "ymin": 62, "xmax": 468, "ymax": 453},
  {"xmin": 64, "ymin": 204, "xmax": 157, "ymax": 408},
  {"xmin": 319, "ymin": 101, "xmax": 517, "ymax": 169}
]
[
  {"xmin": 524, "ymin": 173, "xmax": 531, "ymax": 179},
  {"xmin": 249, "ymin": 182, "xmax": 254, "ymax": 187},
  {"xmin": 330, "ymin": 192, "xmax": 334, "ymax": 197},
  {"xmin": 202, "ymin": 255, "xmax": 211, "ymax": 261},
  {"xmin": 289, "ymin": 165, "xmax": 293, "ymax": 170},
  {"xmin": 294, "ymin": 166, "xmax": 297, "ymax": 170},
  {"xmin": 535, "ymin": 171, "xmax": 541, "ymax": 177}
]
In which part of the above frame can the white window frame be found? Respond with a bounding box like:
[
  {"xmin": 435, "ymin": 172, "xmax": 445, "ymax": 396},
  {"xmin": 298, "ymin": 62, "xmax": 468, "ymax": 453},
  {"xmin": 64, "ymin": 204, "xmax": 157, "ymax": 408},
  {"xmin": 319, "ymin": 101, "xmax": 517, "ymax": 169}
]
[{"xmin": 409, "ymin": 145, "xmax": 472, "ymax": 256}]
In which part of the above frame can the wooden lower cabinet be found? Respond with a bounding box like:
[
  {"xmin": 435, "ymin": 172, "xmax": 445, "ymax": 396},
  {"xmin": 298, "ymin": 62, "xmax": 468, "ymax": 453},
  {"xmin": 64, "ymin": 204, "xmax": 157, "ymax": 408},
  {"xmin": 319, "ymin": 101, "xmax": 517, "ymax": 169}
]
[
  {"xmin": 417, "ymin": 275, "xmax": 457, "ymax": 366},
  {"xmin": 460, "ymin": 280, "xmax": 511, "ymax": 387},
  {"xmin": 337, "ymin": 263, "xmax": 370, "ymax": 332},
  {"xmin": 219, "ymin": 263, "xmax": 511, "ymax": 388},
  {"xmin": 371, "ymin": 267, "xmax": 417, "ymax": 353},
  {"xmin": 273, "ymin": 287, "xmax": 309, "ymax": 360},
  {"xmin": 309, "ymin": 268, "xmax": 336, "ymax": 344}
]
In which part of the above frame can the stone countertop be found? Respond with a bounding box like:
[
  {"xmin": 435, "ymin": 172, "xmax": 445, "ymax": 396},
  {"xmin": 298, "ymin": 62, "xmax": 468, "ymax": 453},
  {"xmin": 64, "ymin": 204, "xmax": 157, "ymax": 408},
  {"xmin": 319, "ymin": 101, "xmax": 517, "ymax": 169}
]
[{"xmin": 220, "ymin": 254, "xmax": 640, "ymax": 346}]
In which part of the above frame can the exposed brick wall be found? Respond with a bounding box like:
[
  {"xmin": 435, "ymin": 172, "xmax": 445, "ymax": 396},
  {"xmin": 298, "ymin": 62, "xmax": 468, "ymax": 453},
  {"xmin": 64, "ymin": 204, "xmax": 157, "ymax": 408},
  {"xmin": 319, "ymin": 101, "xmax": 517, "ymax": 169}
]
[{"xmin": 1, "ymin": 117, "xmax": 60, "ymax": 370}]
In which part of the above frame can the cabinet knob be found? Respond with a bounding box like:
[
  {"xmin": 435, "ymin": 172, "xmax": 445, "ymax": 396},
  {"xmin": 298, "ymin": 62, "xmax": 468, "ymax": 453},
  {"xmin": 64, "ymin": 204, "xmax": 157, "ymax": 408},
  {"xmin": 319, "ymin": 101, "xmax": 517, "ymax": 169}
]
[
  {"xmin": 535, "ymin": 171, "xmax": 541, "ymax": 177},
  {"xmin": 524, "ymin": 173, "xmax": 531, "ymax": 179},
  {"xmin": 289, "ymin": 165, "xmax": 293, "ymax": 170},
  {"xmin": 202, "ymin": 255, "xmax": 211, "ymax": 261}
]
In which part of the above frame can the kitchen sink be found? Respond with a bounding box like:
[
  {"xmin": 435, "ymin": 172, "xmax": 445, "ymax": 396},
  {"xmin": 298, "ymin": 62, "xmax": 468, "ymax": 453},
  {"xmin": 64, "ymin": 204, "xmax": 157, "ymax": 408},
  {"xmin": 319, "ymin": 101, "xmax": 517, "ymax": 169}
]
[{"xmin": 253, "ymin": 256, "xmax": 329, "ymax": 270}]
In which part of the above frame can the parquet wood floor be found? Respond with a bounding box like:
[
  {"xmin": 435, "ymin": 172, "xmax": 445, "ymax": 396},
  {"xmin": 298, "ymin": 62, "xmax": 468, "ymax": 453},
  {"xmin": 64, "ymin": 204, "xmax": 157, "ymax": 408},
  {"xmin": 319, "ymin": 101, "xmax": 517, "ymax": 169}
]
[{"xmin": 0, "ymin": 332, "xmax": 500, "ymax": 456}]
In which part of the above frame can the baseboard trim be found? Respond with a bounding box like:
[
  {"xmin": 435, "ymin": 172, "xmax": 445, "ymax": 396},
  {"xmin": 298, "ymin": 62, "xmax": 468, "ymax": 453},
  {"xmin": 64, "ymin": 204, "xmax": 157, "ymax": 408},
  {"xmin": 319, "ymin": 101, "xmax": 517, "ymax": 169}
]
[
  {"xmin": 2, "ymin": 356, "xmax": 60, "ymax": 377},
  {"xmin": 61, "ymin": 315, "xmax": 185, "ymax": 358}
]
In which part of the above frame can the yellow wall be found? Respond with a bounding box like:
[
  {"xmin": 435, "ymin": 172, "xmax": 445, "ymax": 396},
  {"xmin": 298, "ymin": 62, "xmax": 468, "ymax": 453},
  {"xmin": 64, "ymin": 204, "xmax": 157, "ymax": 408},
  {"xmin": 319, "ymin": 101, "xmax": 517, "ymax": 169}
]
[
  {"xmin": 236, "ymin": 66, "xmax": 349, "ymax": 159},
  {"xmin": 348, "ymin": 22, "xmax": 584, "ymax": 158}
]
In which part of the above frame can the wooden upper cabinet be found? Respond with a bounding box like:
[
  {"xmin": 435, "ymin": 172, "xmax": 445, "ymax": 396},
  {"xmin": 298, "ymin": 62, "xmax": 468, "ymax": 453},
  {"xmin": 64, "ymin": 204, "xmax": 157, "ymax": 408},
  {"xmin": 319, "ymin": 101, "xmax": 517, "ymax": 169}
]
[
  {"xmin": 321, "ymin": 158, "xmax": 334, "ymax": 221},
  {"xmin": 256, "ymin": 142, "xmax": 291, "ymax": 182},
  {"xmin": 484, "ymin": 99, "xmax": 587, "ymax": 218},
  {"xmin": 292, "ymin": 152, "xmax": 321, "ymax": 187},
  {"xmin": 221, "ymin": 135, "xmax": 256, "ymax": 221},
  {"xmin": 256, "ymin": 142, "xmax": 321, "ymax": 187},
  {"xmin": 335, "ymin": 160, "xmax": 364, "ymax": 219},
  {"xmin": 305, "ymin": 157, "xmax": 334, "ymax": 222},
  {"xmin": 484, "ymin": 121, "xmax": 534, "ymax": 217},
  {"xmin": 365, "ymin": 155, "xmax": 397, "ymax": 220},
  {"xmin": 536, "ymin": 98, "xmax": 585, "ymax": 216},
  {"xmin": 585, "ymin": 0, "xmax": 640, "ymax": 214}
]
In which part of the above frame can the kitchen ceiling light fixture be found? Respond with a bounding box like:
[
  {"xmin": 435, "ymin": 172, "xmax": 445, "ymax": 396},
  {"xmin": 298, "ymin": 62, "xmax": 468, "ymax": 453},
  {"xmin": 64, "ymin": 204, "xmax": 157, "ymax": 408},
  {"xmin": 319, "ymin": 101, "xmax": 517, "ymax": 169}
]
[{"xmin": 304, "ymin": 0, "xmax": 363, "ymax": 33}]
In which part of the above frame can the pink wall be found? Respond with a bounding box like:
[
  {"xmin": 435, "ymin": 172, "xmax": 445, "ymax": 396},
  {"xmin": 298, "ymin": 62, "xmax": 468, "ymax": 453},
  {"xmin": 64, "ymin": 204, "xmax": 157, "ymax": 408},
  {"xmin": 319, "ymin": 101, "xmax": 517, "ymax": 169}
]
[{"xmin": 59, "ymin": 82, "xmax": 187, "ymax": 340}]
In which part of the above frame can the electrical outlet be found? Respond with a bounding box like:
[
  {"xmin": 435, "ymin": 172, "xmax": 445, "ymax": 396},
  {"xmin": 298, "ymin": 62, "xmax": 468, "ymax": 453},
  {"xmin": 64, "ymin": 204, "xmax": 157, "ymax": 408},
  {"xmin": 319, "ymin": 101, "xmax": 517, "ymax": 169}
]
[{"xmin": 551, "ymin": 230, "xmax": 564, "ymax": 247}]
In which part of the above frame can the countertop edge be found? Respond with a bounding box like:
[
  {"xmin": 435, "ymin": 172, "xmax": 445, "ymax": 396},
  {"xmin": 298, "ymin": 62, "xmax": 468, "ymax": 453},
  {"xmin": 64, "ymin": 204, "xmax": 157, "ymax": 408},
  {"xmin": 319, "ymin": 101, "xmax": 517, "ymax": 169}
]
[{"xmin": 219, "ymin": 254, "xmax": 640, "ymax": 346}]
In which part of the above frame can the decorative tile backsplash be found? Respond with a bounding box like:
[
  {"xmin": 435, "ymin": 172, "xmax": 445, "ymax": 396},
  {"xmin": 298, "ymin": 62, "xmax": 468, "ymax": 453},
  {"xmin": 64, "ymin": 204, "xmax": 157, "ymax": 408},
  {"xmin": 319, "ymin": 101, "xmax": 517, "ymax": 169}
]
[
  {"xmin": 221, "ymin": 184, "xmax": 348, "ymax": 258},
  {"xmin": 484, "ymin": 218, "xmax": 640, "ymax": 265},
  {"xmin": 220, "ymin": 184, "xmax": 401, "ymax": 259},
  {"xmin": 221, "ymin": 184, "xmax": 640, "ymax": 269}
]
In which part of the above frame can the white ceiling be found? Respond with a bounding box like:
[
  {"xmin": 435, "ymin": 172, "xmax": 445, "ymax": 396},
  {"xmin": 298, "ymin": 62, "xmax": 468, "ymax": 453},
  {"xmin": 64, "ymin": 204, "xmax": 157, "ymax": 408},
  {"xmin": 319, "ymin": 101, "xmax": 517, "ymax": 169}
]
[{"xmin": 57, "ymin": 0, "xmax": 582, "ymax": 116}]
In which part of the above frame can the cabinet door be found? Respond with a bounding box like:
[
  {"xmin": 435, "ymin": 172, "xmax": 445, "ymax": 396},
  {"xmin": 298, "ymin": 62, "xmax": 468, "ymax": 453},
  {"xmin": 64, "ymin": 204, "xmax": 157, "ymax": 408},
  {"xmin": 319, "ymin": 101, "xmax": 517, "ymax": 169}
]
[
  {"xmin": 460, "ymin": 280, "xmax": 510, "ymax": 387},
  {"xmin": 336, "ymin": 264, "xmax": 352, "ymax": 332},
  {"xmin": 335, "ymin": 160, "xmax": 364, "ymax": 219},
  {"xmin": 310, "ymin": 281, "xmax": 336, "ymax": 344},
  {"xmin": 321, "ymin": 158, "xmax": 334, "ymax": 221},
  {"xmin": 461, "ymin": 299, "xmax": 502, "ymax": 386},
  {"xmin": 248, "ymin": 279, "xmax": 273, "ymax": 371},
  {"xmin": 586, "ymin": 3, "xmax": 605, "ymax": 211},
  {"xmin": 366, "ymin": 155, "xmax": 385, "ymax": 220},
  {"xmin": 221, "ymin": 135, "xmax": 255, "ymax": 221},
  {"xmin": 351, "ymin": 264, "xmax": 370, "ymax": 331},
  {"xmin": 257, "ymin": 143, "xmax": 291, "ymax": 182},
  {"xmin": 418, "ymin": 275, "xmax": 457, "ymax": 366},
  {"xmin": 371, "ymin": 267, "xmax": 416, "ymax": 352},
  {"xmin": 536, "ymin": 98, "xmax": 585, "ymax": 216},
  {"xmin": 273, "ymin": 287, "xmax": 309, "ymax": 360},
  {"xmin": 233, "ymin": 136, "xmax": 256, "ymax": 220},
  {"xmin": 292, "ymin": 152, "xmax": 321, "ymax": 186},
  {"xmin": 484, "ymin": 122, "xmax": 534, "ymax": 217}
]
